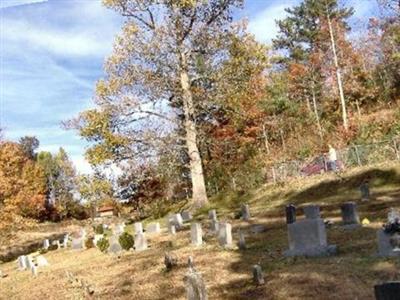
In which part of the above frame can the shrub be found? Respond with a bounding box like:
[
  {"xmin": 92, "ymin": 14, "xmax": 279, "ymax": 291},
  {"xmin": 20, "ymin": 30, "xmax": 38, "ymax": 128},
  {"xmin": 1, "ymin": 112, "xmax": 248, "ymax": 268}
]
[
  {"xmin": 39, "ymin": 248, "xmax": 48, "ymax": 254},
  {"xmin": 97, "ymin": 237, "xmax": 109, "ymax": 253},
  {"xmin": 48, "ymin": 244, "xmax": 58, "ymax": 251},
  {"xmin": 118, "ymin": 232, "xmax": 134, "ymax": 250},
  {"xmin": 85, "ymin": 237, "xmax": 95, "ymax": 249},
  {"xmin": 94, "ymin": 224, "xmax": 104, "ymax": 234}
]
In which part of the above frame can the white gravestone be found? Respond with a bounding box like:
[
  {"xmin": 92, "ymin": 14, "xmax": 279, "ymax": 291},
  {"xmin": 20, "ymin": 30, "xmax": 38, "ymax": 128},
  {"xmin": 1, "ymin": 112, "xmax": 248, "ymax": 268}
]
[
  {"xmin": 18, "ymin": 256, "xmax": 27, "ymax": 270},
  {"xmin": 134, "ymin": 233, "xmax": 148, "ymax": 251},
  {"xmin": 191, "ymin": 223, "xmax": 203, "ymax": 246},
  {"xmin": 43, "ymin": 239, "xmax": 50, "ymax": 250},
  {"xmin": 134, "ymin": 222, "xmax": 143, "ymax": 234},
  {"xmin": 218, "ymin": 222, "xmax": 233, "ymax": 248}
]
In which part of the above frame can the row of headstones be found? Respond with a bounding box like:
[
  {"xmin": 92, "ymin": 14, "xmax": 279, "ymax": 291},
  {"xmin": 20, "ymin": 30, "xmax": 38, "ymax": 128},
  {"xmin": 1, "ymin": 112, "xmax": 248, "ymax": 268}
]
[
  {"xmin": 284, "ymin": 203, "xmax": 400, "ymax": 257},
  {"xmin": 17, "ymin": 254, "xmax": 49, "ymax": 277}
]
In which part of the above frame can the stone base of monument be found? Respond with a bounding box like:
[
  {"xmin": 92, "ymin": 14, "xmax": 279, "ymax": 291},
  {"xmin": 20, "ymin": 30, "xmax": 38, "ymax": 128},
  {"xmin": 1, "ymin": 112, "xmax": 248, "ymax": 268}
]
[
  {"xmin": 377, "ymin": 229, "xmax": 400, "ymax": 257},
  {"xmin": 284, "ymin": 219, "xmax": 337, "ymax": 257}
]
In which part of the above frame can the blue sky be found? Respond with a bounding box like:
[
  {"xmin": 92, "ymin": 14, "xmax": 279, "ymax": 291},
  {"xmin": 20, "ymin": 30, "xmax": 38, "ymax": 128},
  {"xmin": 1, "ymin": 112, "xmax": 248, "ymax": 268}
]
[{"xmin": 0, "ymin": 0, "xmax": 377, "ymax": 174}]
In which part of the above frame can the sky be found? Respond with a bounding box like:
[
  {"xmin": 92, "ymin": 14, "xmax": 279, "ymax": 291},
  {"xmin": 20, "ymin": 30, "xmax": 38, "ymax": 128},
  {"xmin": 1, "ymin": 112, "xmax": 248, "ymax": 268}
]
[{"xmin": 0, "ymin": 0, "xmax": 378, "ymax": 174}]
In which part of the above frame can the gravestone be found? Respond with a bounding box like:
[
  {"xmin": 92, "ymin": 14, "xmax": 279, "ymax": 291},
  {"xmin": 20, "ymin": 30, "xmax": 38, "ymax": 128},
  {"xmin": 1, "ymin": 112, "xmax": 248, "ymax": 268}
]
[
  {"xmin": 134, "ymin": 222, "xmax": 143, "ymax": 234},
  {"xmin": 340, "ymin": 202, "xmax": 360, "ymax": 226},
  {"xmin": 377, "ymin": 229, "xmax": 400, "ymax": 257},
  {"xmin": 374, "ymin": 281, "xmax": 400, "ymax": 300},
  {"xmin": 36, "ymin": 255, "xmax": 49, "ymax": 267},
  {"xmin": 252, "ymin": 265, "xmax": 265, "ymax": 285},
  {"xmin": 62, "ymin": 234, "xmax": 69, "ymax": 248},
  {"xmin": 238, "ymin": 230, "xmax": 246, "ymax": 250},
  {"xmin": 71, "ymin": 238, "xmax": 84, "ymax": 250},
  {"xmin": 169, "ymin": 214, "xmax": 184, "ymax": 230},
  {"xmin": 108, "ymin": 235, "xmax": 123, "ymax": 254},
  {"xmin": 18, "ymin": 255, "xmax": 27, "ymax": 270},
  {"xmin": 191, "ymin": 223, "xmax": 203, "ymax": 246},
  {"xmin": 164, "ymin": 253, "xmax": 178, "ymax": 271},
  {"xmin": 217, "ymin": 222, "xmax": 233, "ymax": 248},
  {"xmin": 43, "ymin": 239, "xmax": 50, "ymax": 250},
  {"xmin": 210, "ymin": 220, "xmax": 219, "ymax": 232},
  {"xmin": 184, "ymin": 268, "xmax": 208, "ymax": 300},
  {"xmin": 387, "ymin": 208, "xmax": 400, "ymax": 224},
  {"xmin": 169, "ymin": 224, "xmax": 176, "ymax": 235},
  {"xmin": 134, "ymin": 233, "xmax": 148, "ymax": 251},
  {"xmin": 286, "ymin": 205, "xmax": 296, "ymax": 224},
  {"xmin": 208, "ymin": 210, "xmax": 217, "ymax": 221},
  {"xmin": 303, "ymin": 205, "xmax": 321, "ymax": 219},
  {"xmin": 182, "ymin": 211, "xmax": 193, "ymax": 221},
  {"xmin": 241, "ymin": 204, "xmax": 250, "ymax": 221},
  {"xmin": 360, "ymin": 181, "xmax": 370, "ymax": 201},
  {"xmin": 31, "ymin": 265, "xmax": 38, "ymax": 277},
  {"xmin": 25, "ymin": 256, "xmax": 33, "ymax": 269},
  {"xmin": 284, "ymin": 218, "xmax": 337, "ymax": 257},
  {"xmin": 146, "ymin": 223, "xmax": 161, "ymax": 234}
]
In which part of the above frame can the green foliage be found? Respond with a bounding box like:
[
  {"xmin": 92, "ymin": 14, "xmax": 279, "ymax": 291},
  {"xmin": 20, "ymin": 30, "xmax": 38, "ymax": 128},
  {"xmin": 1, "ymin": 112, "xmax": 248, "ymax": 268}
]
[
  {"xmin": 96, "ymin": 237, "xmax": 110, "ymax": 253},
  {"xmin": 94, "ymin": 224, "xmax": 104, "ymax": 234},
  {"xmin": 118, "ymin": 232, "xmax": 134, "ymax": 250}
]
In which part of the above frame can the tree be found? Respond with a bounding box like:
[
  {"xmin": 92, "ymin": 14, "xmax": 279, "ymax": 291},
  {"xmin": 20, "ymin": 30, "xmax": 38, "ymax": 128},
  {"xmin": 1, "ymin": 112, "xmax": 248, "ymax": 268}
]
[
  {"xmin": 18, "ymin": 136, "xmax": 40, "ymax": 160},
  {"xmin": 71, "ymin": 0, "xmax": 244, "ymax": 209}
]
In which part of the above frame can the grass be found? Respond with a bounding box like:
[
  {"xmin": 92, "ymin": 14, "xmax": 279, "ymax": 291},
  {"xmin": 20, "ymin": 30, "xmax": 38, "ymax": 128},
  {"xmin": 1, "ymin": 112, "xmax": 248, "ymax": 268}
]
[{"xmin": 1, "ymin": 162, "xmax": 400, "ymax": 299}]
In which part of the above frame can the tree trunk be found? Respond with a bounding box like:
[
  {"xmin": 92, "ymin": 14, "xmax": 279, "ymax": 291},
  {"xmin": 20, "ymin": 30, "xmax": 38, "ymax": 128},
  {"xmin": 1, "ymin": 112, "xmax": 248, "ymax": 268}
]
[
  {"xmin": 311, "ymin": 81, "xmax": 324, "ymax": 141},
  {"xmin": 326, "ymin": 6, "xmax": 349, "ymax": 131},
  {"xmin": 179, "ymin": 53, "xmax": 208, "ymax": 208}
]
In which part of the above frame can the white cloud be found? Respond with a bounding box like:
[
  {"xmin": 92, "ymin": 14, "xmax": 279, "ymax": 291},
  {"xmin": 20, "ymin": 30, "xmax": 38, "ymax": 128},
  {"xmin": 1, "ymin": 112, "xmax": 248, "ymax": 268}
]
[
  {"xmin": 0, "ymin": 0, "xmax": 47, "ymax": 9},
  {"xmin": 248, "ymin": 2, "xmax": 293, "ymax": 44}
]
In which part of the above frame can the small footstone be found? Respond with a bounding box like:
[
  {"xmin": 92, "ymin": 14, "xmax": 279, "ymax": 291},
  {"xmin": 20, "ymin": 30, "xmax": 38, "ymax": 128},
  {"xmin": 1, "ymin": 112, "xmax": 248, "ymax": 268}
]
[
  {"xmin": 31, "ymin": 265, "xmax": 38, "ymax": 277},
  {"xmin": 18, "ymin": 255, "xmax": 27, "ymax": 270},
  {"xmin": 191, "ymin": 223, "xmax": 203, "ymax": 246},
  {"xmin": 374, "ymin": 281, "xmax": 400, "ymax": 300},
  {"xmin": 164, "ymin": 253, "xmax": 178, "ymax": 271},
  {"xmin": 252, "ymin": 265, "xmax": 265, "ymax": 285}
]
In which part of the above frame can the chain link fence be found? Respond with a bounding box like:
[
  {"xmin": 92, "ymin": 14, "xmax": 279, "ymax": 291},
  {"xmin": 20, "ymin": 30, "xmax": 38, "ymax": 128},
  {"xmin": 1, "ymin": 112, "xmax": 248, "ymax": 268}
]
[{"xmin": 267, "ymin": 136, "xmax": 400, "ymax": 183}]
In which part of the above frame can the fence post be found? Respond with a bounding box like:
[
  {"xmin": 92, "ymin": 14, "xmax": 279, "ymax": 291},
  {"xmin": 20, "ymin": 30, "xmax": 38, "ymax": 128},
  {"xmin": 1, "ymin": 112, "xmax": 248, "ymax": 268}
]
[
  {"xmin": 354, "ymin": 145, "xmax": 362, "ymax": 166},
  {"xmin": 393, "ymin": 138, "xmax": 400, "ymax": 160}
]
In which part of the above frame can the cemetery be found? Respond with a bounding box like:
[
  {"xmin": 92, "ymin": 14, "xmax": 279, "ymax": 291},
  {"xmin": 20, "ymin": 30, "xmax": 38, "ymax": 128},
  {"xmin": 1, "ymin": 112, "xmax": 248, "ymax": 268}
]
[{"xmin": 0, "ymin": 165, "xmax": 400, "ymax": 299}]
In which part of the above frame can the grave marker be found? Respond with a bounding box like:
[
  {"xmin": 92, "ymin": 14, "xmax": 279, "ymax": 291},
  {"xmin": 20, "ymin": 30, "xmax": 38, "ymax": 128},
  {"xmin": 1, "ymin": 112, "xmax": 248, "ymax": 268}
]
[
  {"xmin": 18, "ymin": 256, "xmax": 27, "ymax": 270},
  {"xmin": 238, "ymin": 230, "xmax": 246, "ymax": 250},
  {"xmin": 286, "ymin": 205, "xmax": 296, "ymax": 224},
  {"xmin": 43, "ymin": 239, "xmax": 50, "ymax": 250},
  {"xmin": 241, "ymin": 204, "xmax": 250, "ymax": 221},
  {"xmin": 217, "ymin": 222, "xmax": 233, "ymax": 248},
  {"xmin": 134, "ymin": 222, "xmax": 143, "ymax": 234},
  {"xmin": 252, "ymin": 265, "xmax": 265, "ymax": 285},
  {"xmin": 191, "ymin": 223, "xmax": 203, "ymax": 246},
  {"xmin": 374, "ymin": 281, "xmax": 400, "ymax": 300},
  {"xmin": 340, "ymin": 202, "xmax": 360, "ymax": 225},
  {"xmin": 208, "ymin": 210, "xmax": 217, "ymax": 221},
  {"xmin": 134, "ymin": 233, "xmax": 148, "ymax": 251},
  {"xmin": 184, "ymin": 267, "xmax": 208, "ymax": 300}
]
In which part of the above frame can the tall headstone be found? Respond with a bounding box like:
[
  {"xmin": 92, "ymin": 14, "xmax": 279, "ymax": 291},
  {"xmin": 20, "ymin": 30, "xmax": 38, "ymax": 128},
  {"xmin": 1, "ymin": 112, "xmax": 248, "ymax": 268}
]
[
  {"xmin": 286, "ymin": 205, "xmax": 296, "ymax": 224},
  {"xmin": 340, "ymin": 202, "xmax": 360, "ymax": 225},
  {"xmin": 208, "ymin": 210, "xmax": 217, "ymax": 221},
  {"xmin": 134, "ymin": 233, "xmax": 148, "ymax": 251},
  {"xmin": 284, "ymin": 218, "xmax": 336, "ymax": 257},
  {"xmin": 43, "ymin": 239, "xmax": 50, "ymax": 250},
  {"xmin": 25, "ymin": 256, "xmax": 33, "ymax": 270},
  {"xmin": 217, "ymin": 222, "xmax": 233, "ymax": 248},
  {"xmin": 191, "ymin": 223, "xmax": 203, "ymax": 246},
  {"xmin": 146, "ymin": 223, "xmax": 161, "ymax": 234},
  {"xmin": 241, "ymin": 204, "xmax": 250, "ymax": 221},
  {"xmin": 210, "ymin": 220, "xmax": 219, "ymax": 233},
  {"xmin": 134, "ymin": 222, "xmax": 143, "ymax": 234},
  {"xmin": 108, "ymin": 235, "xmax": 123, "ymax": 254},
  {"xmin": 252, "ymin": 265, "xmax": 265, "ymax": 285},
  {"xmin": 182, "ymin": 211, "xmax": 193, "ymax": 221},
  {"xmin": 374, "ymin": 281, "xmax": 400, "ymax": 300},
  {"xmin": 303, "ymin": 205, "xmax": 321, "ymax": 219},
  {"xmin": 18, "ymin": 256, "xmax": 27, "ymax": 270}
]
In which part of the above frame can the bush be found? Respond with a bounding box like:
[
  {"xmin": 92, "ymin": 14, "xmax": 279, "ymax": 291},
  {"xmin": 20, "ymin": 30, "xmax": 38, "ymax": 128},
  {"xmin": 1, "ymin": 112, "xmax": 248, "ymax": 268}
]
[
  {"xmin": 97, "ymin": 237, "xmax": 109, "ymax": 253},
  {"xmin": 94, "ymin": 224, "xmax": 104, "ymax": 234},
  {"xmin": 118, "ymin": 232, "xmax": 134, "ymax": 250},
  {"xmin": 85, "ymin": 237, "xmax": 95, "ymax": 249}
]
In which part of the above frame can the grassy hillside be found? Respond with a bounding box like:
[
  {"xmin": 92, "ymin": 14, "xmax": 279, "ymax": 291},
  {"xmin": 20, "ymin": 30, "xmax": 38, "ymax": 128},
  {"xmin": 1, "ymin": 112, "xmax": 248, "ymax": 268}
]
[{"xmin": 1, "ymin": 162, "xmax": 400, "ymax": 299}]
